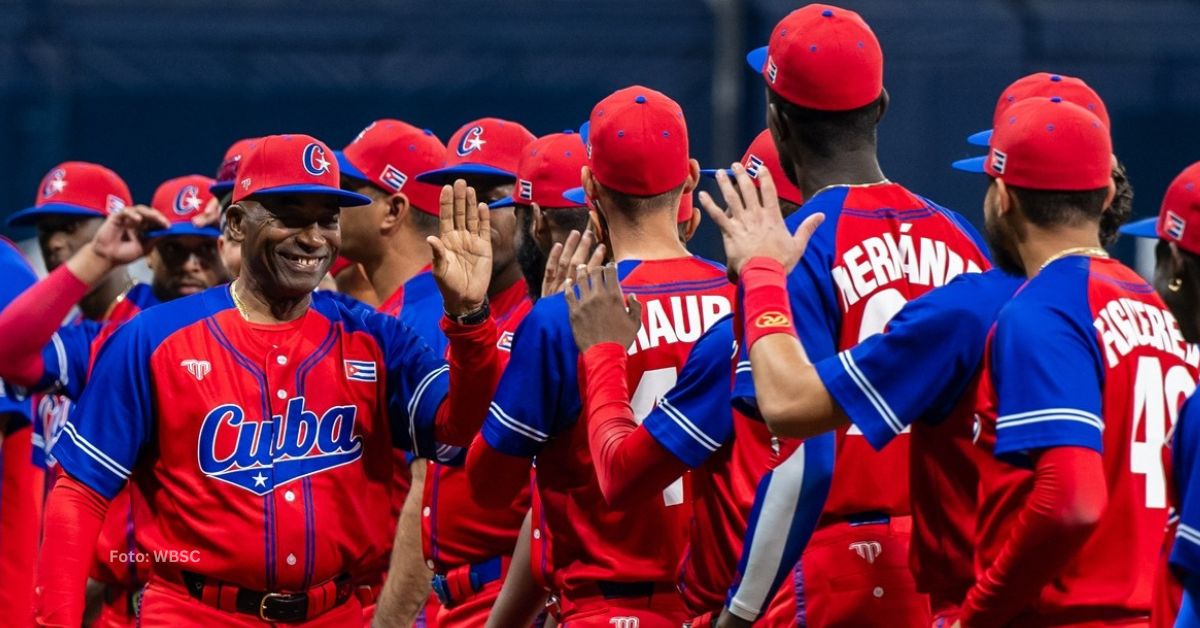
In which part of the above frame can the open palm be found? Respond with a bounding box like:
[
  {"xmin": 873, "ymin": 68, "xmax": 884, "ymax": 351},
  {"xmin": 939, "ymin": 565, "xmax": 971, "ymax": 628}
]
[
  {"xmin": 92, "ymin": 205, "xmax": 170, "ymax": 265},
  {"xmin": 429, "ymin": 180, "xmax": 493, "ymax": 316}
]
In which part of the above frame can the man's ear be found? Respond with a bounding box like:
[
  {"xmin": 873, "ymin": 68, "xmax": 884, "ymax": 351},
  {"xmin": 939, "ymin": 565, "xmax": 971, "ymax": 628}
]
[
  {"xmin": 224, "ymin": 203, "xmax": 249, "ymax": 244},
  {"xmin": 682, "ymin": 207, "xmax": 702, "ymax": 243},
  {"xmin": 995, "ymin": 178, "xmax": 1013, "ymax": 217},
  {"xmin": 683, "ymin": 159, "xmax": 701, "ymax": 194},
  {"xmin": 383, "ymin": 193, "xmax": 410, "ymax": 234},
  {"xmin": 876, "ymin": 89, "xmax": 890, "ymax": 123},
  {"xmin": 1103, "ymin": 177, "xmax": 1117, "ymax": 211},
  {"xmin": 582, "ymin": 165, "xmax": 598, "ymax": 204}
]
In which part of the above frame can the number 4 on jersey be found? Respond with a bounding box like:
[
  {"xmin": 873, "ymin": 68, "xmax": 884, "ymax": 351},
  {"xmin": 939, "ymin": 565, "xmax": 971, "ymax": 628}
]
[
  {"xmin": 630, "ymin": 367, "xmax": 685, "ymax": 506},
  {"xmin": 1131, "ymin": 355, "xmax": 1195, "ymax": 508}
]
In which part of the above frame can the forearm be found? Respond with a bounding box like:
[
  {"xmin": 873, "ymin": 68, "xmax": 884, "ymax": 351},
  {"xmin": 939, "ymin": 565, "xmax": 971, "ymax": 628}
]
[
  {"xmin": 35, "ymin": 474, "xmax": 110, "ymax": 627},
  {"xmin": 962, "ymin": 446, "xmax": 1107, "ymax": 626},
  {"xmin": 485, "ymin": 510, "xmax": 547, "ymax": 628},
  {"xmin": 582, "ymin": 343, "xmax": 690, "ymax": 506},
  {"xmin": 433, "ymin": 316, "xmax": 501, "ymax": 447},
  {"xmin": 374, "ymin": 460, "xmax": 432, "ymax": 628},
  {"xmin": 739, "ymin": 258, "xmax": 843, "ymax": 439},
  {"xmin": 0, "ymin": 265, "xmax": 93, "ymax": 387}
]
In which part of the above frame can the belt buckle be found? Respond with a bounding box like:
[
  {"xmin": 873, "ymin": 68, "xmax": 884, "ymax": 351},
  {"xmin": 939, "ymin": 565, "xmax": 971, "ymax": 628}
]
[{"xmin": 259, "ymin": 592, "xmax": 289, "ymax": 621}]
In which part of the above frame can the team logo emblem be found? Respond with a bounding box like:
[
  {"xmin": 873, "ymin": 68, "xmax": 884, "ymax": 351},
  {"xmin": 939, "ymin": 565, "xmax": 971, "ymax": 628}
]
[
  {"xmin": 181, "ymin": 359, "xmax": 212, "ymax": 381},
  {"xmin": 754, "ymin": 311, "xmax": 791, "ymax": 328},
  {"xmin": 42, "ymin": 168, "xmax": 68, "ymax": 198},
  {"xmin": 849, "ymin": 541, "xmax": 882, "ymax": 564},
  {"xmin": 518, "ymin": 179, "xmax": 533, "ymax": 201},
  {"xmin": 198, "ymin": 397, "xmax": 363, "ymax": 495},
  {"xmin": 766, "ymin": 57, "xmax": 779, "ymax": 83},
  {"xmin": 106, "ymin": 195, "xmax": 127, "ymax": 213},
  {"xmin": 345, "ymin": 360, "xmax": 377, "ymax": 382},
  {"xmin": 1167, "ymin": 211, "xmax": 1187, "ymax": 240},
  {"xmin": 173, "ymin": 185, "xmax": 204, "ymax": 215},
  {"xmin": 609, "ymin": 618, "xmax": 640, "ymax": 628},
  {"xmin": 380, "ymin": 165, "xmax": 408, "ymax": 191},
  {"xmin": 353, "ymin": 121, "xmax": 377, "ymax": 144},
  {"xmin": 302, "ymin": 143, "xmax": 332, "ymax": 176},
  {"xmin": 990, "ymin": 148, "xmax": 1007, "ymax": 175},
  {"xmin": 456, "ymin": 126, "xmax": 487, "ymax": 157},
  {"xmin": 497, "ymin": 331, "xmax": 515, "ymax": 352},
  {"xmin": 745, "ymin": 155, "xmax": 765, "ymax": 179}
]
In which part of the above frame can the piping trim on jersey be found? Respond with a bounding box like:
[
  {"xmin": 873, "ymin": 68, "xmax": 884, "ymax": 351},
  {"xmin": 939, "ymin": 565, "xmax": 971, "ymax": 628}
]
[
  {"xmin": 51, "ymin": 332, "xmax": 69, "ymax": 391},
  {"xmin": 658, "ymin": 397, "xmax": 720, "ymax": 452},
  {"xmin": 60, "ymin": 421, "xmax": 130, "ymax": 479},
  {"xmin": 996, "ymin": 408, "xmax": 1104, "ymax": 432},
  {"xmin": 488, "ymin": 402, "xmax": 549, "ymax": 443},
  {"xmin": 408, "ymin": 364, "xmax": 450, "ymax": 457},
  {"xmin": 1179, "ymin": 522, "xmax": 1200, "ymax": 547},
  {"xmin": 838, "ymin": 351, "xmax": 903, "ymax": 435}
]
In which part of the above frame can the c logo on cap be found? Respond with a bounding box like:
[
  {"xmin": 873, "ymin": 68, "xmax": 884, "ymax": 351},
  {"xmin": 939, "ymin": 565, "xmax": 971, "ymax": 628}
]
[
  {"xmin": 303, "ymin": 143, "xmax": 332, "ymax": 176},
  {"xmin": 456, "ymin": 126, "xmax": 487, "ymax": 157},
  {"xmin": 174, "ymin": 185, "xmax": 203, "ymax": 215},
  {"xmin": 42, "ymin": 169, "xmax": 68, "ymax": 198}
]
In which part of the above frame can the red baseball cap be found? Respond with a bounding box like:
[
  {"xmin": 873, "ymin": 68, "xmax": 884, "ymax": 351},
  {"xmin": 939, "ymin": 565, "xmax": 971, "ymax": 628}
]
[
  {"xmin": 416, "ymin": 118, "xmax": 535, "ymax": 185},
  {"xmin": 211, "ymin": 137, "xmax": 259, "ymax": 196},
  {"xmin": 701, "ymin": 129, "xmax": 804, "ymax": 206},
  {"xmin": 754, "ymin": 4, "xmax": 883, "ymax": 111},
  {"xmin": 232, "ymin": 134, "xmax": 371, "ymax": 206},
  {"xmin": 585, "ymin": 86, "xmax": 690, "ymax": 197},
  {"xmin": 8, "ymin": 162, "xmax": 132, "ymax": 227},
  {"xmin": 1142, "ymin": 162, "xmax": 1200, "ymax": 256},
  {"xmin": 966, "ymin": 73, "xmax": 1109, "ymax": 147},
  {"xmin": 982, "ymin": 97, "xmax": 1112, "ymax": 191},
  {"xmin": 490, "ymin": 132, "xmax": 588, "ymax": 209},
  {"xmin": 337, "ymin": 119, "xmax": 446, "ymax": 215},
  {"xmin": 146, "ymin": 175, "xmax": 220, "ymax": 239}
]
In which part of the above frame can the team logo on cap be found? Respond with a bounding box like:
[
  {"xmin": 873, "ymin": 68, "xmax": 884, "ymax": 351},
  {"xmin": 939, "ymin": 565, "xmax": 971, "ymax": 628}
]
[
  {"xmin": 1167, "ymin": 211, "xmax": 1187, "ymax": 240},
  {"xmin": 745, "ymin": 155, "xmax": 765, "ymax": 179},
  {"xmin": 42, "ymin": 169, "xmax": 68, "ymax": 198},
  {"xmin": 518, "ymin": 179, "xmax": 533, "ymax": 201},
  {"xmin": 106, "ymin": 195, "xmax": 127, "ymax": 213},
  {"xmin": 766, "ymin": 57, "xmax": 779, "ymax": 84},
  {"xmin": 456, "ymin": 126, "xmax": 487, "ymax": 157},
  {"xmin": 174, "ymin": 185, "xmax": 204, "ymax": 215},
  {"xmin": 380, "ymin": 165, "xmax": 408, "ymax": 191},
  {"xmin": 990, "ymin": 149, "xmax": 1008, "ymax": 175},
  {"xmin": 302, "ymin": 143, "xmax": 332, "ymax": 176}
]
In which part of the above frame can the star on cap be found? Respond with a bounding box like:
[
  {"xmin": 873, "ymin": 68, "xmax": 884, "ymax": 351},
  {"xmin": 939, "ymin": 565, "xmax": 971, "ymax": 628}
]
[
  {"xmin": 463, "ymin": 135, "xmax": 486, "ymax": 153},
  {"xmin": 182, "ymin": 192, "xmax": 203, "ymax": 211}
]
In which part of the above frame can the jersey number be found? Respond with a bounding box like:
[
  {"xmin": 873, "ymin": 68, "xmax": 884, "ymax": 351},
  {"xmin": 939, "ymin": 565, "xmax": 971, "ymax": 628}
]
[
  {"xmin": 1131, "ymin": 355, "xmax": 1196, "ymax": 508},
  {"xmin": 846, "ymin": 289, "xmax": 910, "ymax": 436},
  {"xmin": 630, "ymin": 367, "xmax": 684, "ymax": 507}
]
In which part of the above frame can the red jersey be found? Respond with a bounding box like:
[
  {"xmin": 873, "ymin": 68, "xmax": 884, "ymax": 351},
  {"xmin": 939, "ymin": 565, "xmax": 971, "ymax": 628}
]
[
  {"xmin": 975, "ymin": 256, "xmax": 1199, "ymax": 624},
  {"xmin": 482, "ymin": 257, "xmax": 733, "ymax": 599}
]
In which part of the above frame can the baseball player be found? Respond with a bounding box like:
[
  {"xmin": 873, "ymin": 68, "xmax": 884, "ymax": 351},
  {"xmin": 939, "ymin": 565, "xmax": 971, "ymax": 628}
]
[
  {"xmin": 465, "ymin": 85, "xmax": 733, "ymax": 626},
  {"xmin": 0, "ymin": 174, "xmax": 230, "ymax": 626},
  {"xmin": 33, "ymin": 134, "xmax": 504, "ymax": 626},
  {"xmin": 1117, "ymin": 161, "xmax": 1200, "ymax": 627},
  {"xmin": 555, "ymin": 131, "xmax": 802, "ymax": 627},
  {"xmin": 209, "ymin": 137, "xmax": 260, "ymax": 278},
  {"xmin": 714, "ymin": 5, "xmax": 990, "ymax": 625},
  {"xmin": 955, "ymin": 98, "xmax": 1196, "ymax": 624},
  {"xmin": 0, "ymin": 236, "xmax": 40, "ymax": 626}
]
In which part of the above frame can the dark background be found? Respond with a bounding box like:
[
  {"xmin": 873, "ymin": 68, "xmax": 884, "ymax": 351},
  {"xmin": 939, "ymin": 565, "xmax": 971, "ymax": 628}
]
[{"xmin": 3, "ymin": 0, "xmax": 1199, "ymax": 265}]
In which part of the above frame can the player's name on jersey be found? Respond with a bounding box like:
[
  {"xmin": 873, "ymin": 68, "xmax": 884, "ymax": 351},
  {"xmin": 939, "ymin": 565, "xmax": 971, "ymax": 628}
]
[
  {"xmin": 832, "ymin": 229, "xmax": 984, "ymax": 308},
  {"xmin": 1095, "ymin": 297, "xmax": 1200, "ymax": 368},
  {"xmin": 629, "ymin": 294, "xmax": 732, "ymax": 355}
]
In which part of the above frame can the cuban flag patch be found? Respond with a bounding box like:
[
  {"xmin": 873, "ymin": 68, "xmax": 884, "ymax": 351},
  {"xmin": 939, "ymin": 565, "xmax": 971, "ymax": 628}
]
[
  {"xmin": 990, "ymin": 148, "xmax": 1007, "ymax": 175},
  {"xmin": 745, "ymin": 154, "xmax": 765, "ymax": 179},
  {"xmin": 1167, "ymin": 210, "xmax": 1187, "ymax": 240},
  {"xmin": 381, "ymin": 165, "xmax": 408, "ymax": 191},
  {"xmin": 518, "ymin": 179, "xmax": 533, "ymax": 201},
  {"xmin": 344, "ymin": 360, "xmax": 377, "ymax": 382},
  {"xmin": 497, "ymin": 331, "xmax": 515, "ymax": 352},
  {"xmin": 766, "ymin": 57, "xmax": 778, "ymax": 83}
]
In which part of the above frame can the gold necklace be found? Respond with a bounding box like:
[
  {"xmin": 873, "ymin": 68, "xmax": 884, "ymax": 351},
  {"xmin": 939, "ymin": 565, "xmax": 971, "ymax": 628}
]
[
  {"xmin": 809, "ymin": 178, "xmax": 891, "ymax": 199},
  {"xmin": 229, "ymin": 281, "xmax": 251, "ymax": 320},
  {"xmin": 1039, "ymin": 246, "xmax": 1109, "ymax": 271},
  {"xmin": 102, "ymin": 279, "xmax": 137, "ymax": 321}
]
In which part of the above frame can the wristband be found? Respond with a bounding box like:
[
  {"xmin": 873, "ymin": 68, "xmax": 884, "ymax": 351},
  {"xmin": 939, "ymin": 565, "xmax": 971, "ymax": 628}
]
[{"xmin": 739, "ymin": 257, "xmax": 796, "ymax": 352}]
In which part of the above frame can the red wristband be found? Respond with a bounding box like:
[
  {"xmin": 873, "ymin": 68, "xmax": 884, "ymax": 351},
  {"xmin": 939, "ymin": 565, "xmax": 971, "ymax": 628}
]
[{"xmin": 739, "ymin": 257, "xmax": 796, "ymax": 352}]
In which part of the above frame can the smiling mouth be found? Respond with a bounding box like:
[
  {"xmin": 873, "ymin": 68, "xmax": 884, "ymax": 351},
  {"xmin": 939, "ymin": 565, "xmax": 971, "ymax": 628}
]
[{"xmin": 280, "ymin": 252, "xmax": 325, "ymax": 272}]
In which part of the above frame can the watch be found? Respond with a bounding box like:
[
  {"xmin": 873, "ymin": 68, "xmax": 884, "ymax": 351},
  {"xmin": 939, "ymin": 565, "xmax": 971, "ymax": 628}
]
[{"xmin": 447, "ymin": 298, "xmax": 490, "ymax": 325}]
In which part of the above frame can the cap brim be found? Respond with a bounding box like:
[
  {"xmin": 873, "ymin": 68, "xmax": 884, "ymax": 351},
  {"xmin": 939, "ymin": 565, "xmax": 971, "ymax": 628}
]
[
  {"xmin": 1118, "ymin": 217, "xmax": 1159, "ymax": 239},
  {"xmin": 489, "ymin": 196, "xmax": 517, "ymax": 209},
  {"xmin": 579, "ymin": 121, "xmax": 591, "ymax": 145},
  {"xmin": 6, "ymin": 203, "xmax": 106, "ymax": 227},
  {"xmin": 563, "ymin": 187, "xmax": 586, "ymax": 205},
  {"xmin": 335, "ymin": 151, "xmax": 371, "ymax": 183},
  {"xmin": 700, "ymin": 168, "xmax": 733, "ymax": 179},
  {"xmin": 209, "ymin": 181, "xmax": 235, "ymax": 196},
  {"xmin": 746, "ymin": 46, "xmax": 767, "ymax": 73},
  {"xmin": 951, "ymin": 156, "xmax": 987, "ymax": 173},
  {"xmin": 248, "ymin": 184, "xmax": 372, "ymax": 207},
  {"xmin": 967, "ymin": 129, "xmax": 993, "ymax": 147},
  {"xmin": 415, "ymin": 164, "xmax": 516, "ymax": 185},
  {"xmin": 146, "ymin": 224, "xmax": 222, "ymax": 239}
]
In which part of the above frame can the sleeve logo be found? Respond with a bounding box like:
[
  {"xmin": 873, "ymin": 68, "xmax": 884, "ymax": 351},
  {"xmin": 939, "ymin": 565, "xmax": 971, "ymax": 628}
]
[
  {"xmin": 344, "ymin": 360, "xmax": 377, "ymax": 382},
  {"xmin": 754, "ymin": 311, "xmax": 791, "ymax": 328}
]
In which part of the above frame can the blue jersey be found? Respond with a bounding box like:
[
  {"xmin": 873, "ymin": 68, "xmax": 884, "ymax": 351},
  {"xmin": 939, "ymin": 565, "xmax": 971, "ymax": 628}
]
[
  {"xmin": 726, "ymin": 183, "xmax": 990, "ymax": 620},
  {"xmin": 1173, "ymin": 393, "xmax": 1200, "ymax": 581},
  {"xmin": 0, "ymin": 238, "xmax": 37, "ymax": 427},
  {"xmin": 397, "ymin": 270, "xmax": 449, "ymax": 357}
]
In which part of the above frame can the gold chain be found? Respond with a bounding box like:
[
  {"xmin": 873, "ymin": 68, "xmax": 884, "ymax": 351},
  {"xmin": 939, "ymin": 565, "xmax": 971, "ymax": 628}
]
[
  {"xmin": 101, "ymin": 278, "xmax": 137, "ymax": 320},
  {"xmin": 809, "ymin": 179, "xmax": 891, "ymax": 199},
  {"xmin": 229, "ymin": 280, "xmax": 250, "ymax": 320},
  {"xmin": 1039, "ymin": 246, "xmax": 1109, "ymax": 271}
]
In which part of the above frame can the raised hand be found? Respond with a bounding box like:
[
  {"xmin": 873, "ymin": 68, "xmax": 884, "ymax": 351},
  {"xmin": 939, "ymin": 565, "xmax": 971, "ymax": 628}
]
[
  {"xmin": 428, "ymin": 179, "xmax": 493, "ymax": 317},
  {"xmin": 564, "ymin": 263, "xmax": 642, "ymax": 352},
  {"xmin": 91, "ymin": 204, "xmax": 171, "ymax": 266},
  {"xmin": 191, "ymin": 196, "xmax": 222, "ymax": 230},
  {"xmin": 542, "ymin": 228, "xmax": 606, "ymax": 298},
  {"xmin": 698, "ymin": 163, "xmax": 824, "ymax": 276}
]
